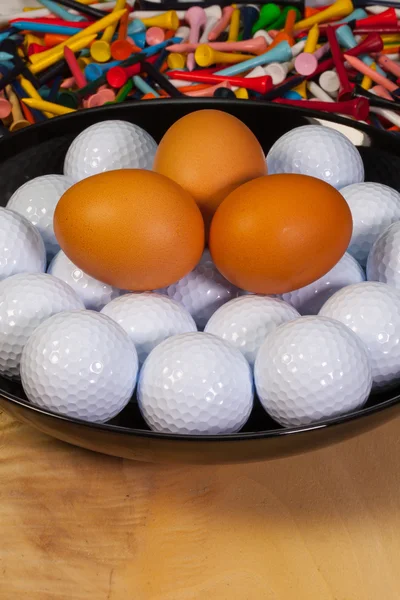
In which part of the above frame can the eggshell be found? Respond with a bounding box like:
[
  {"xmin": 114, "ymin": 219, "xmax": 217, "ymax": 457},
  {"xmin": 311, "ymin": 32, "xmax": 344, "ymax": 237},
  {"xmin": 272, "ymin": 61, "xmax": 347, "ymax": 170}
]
[
  {"xmin": 209, "ymin": 174, "xmax": 353, "ymax": 294},
  {"xmin": 54, "ymin": 169, "xmax": 205, "ymax": 290},
  {"xmin": 153, "ymin": 109, "xmax": 267, "ymax": 229}
]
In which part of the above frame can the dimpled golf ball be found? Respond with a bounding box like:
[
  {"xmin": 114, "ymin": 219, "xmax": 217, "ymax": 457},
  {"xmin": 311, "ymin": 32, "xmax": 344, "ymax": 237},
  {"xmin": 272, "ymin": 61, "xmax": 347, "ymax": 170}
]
[
  {"xmin": 0, "ymin": 273, "xmax": 84, "ymax": 379},
  {"xmin": 21, "ymin": 310, "xmax": 138, "ymax": 423},
  {"xmin": 340, "ymin": 182, "xmax": 400, "ymax": 267},
  {"xmin": 320, "ymin": 282, "xmax": 400, "ymax": 390},
  {"xmin": 157, "ymin": 252, "xmax": 240, "ymax": 329},
  {"xmin": 48, "ymin": 250, "xmax": 123, "ymax": 311},
  {"xmin": 367, "ymin": 221, "xmax": 400, "ymax": 289},
  {"xmin": 138, "ymin": 332, "xmax": 254, "ymax": 434},
  {"xmin": 282, "ymin": 253, "xmax": 365, "ymax": 315},
  {"xmin": 101, "ymin": 292, "xmax": 197, "ymax": 365},
  {"xmin": 254, "ymin": 316, "xmax": 372, "ymax": 427},
  {"xmin": 7, "ymin": 175, "xmax": 73, "ymax": 261},
  {"xmin": 266, "ymin": 125, "xmax": 364, "ymax": 189},
  {"xmin": 64, "ymin": 120, "xmax": 158, "ymax": 183},
  {"xmin": 205, "ymin": 295, "xmax": 299, "ymax": 367},
  {"xmin": 0, "ymin": 208, "xmax": 46, "ymax": 281}
]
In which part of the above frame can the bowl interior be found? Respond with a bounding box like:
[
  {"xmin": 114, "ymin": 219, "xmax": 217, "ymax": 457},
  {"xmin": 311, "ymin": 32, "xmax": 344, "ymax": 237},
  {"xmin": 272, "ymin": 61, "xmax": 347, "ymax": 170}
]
[{"xmin": 1, "ymin": 99, "xmax": 400, "ymax": 441}]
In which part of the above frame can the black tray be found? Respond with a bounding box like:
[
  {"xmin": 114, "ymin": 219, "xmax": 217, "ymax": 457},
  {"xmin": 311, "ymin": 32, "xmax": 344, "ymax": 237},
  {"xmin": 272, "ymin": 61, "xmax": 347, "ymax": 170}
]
[{"xmin": 1, "ymin": 99, "xmax": 399, "ymax": 464}]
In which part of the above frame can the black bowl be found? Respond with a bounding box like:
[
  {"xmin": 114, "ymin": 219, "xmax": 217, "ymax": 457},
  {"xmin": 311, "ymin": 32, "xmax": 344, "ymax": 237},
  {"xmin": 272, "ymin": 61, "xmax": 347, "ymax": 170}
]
[{"xmin": 1, "ymin": 99, "xmax": 400, "ymax": 465}]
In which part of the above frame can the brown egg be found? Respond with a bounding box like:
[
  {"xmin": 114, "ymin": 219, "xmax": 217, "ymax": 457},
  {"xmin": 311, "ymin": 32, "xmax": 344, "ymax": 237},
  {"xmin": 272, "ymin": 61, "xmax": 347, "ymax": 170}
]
[
  {"xmin": 153, "ymin": 109, "xmax": 267, "ymax": 229},
  {"xmin": 210, "ymin": 174, "xmax": 353, "ymax": 294},
  {"xmin": 54, "ymin": 170, "xmax": 205, "ymax": 290}
]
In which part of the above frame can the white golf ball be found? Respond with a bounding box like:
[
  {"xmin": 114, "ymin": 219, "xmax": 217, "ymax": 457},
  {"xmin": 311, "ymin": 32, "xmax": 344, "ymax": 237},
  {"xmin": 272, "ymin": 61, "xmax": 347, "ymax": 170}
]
[
  {"xmin": 0, "ymin": 208, "xmax": 46, "ymax": 281},
  {"xmin": 138, "ymin": 332, "xmax": 253, "ymax": 435},
  {"xmin": 282, "ymin": 252, "xmax": 365, "ymax": 315},
  {"xmin": 21, "ymin": 310, "xmax": 138, "ymax": 423},
  {"xmin": 266, "ymin": 125, "xmax": 364, "ymax": 189},
  {"xmin": 366, "ymin": 221, "xmax": 400, "ymax": 289},
  {"xmin": 48, "ymin": 250, "xmax": 123, "ymax": 311},
  {"xmin": 64, "ymin": 120, "xmax": 158, "ymax": 182},
  {"xmin": 340, "ymin": 182, "xmax": 400, "ymax": 267},
  {"xmin": 255, "ymin": 316, "xmax": 372, "ymax": 427},
  {"xmin": 7, "ymin": 174, "xmax": 73, "ymax": 261},
  {"xmin": 205, "ymin": 295, "xmax": 299, "ymax": 367},
  {"xmin": 0, "ymin": 273, "xmax": 84, "ymax": 379},
  {"xmin": 101, "ymin": 292, "xmax": 197, "ymax": 366},
  {"xmin": 320, "ymin": 282, "xmax": 400, "ymax": 390},
  {"xmin": 157, "ymin": 253, "xmax": 240, "ymax": 329}
]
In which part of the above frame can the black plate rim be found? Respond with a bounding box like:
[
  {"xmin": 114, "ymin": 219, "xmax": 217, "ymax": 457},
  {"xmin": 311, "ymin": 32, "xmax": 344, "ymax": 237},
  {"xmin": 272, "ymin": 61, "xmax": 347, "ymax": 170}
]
[
  {"xmin": 1, "ymin": 99, "xmax": 400, "ymax": 443},
  {"xmin": 1, "ymin": 97, "xmax": 397, "ymax": 156},
  {"xmin": 1, "ymin": 387, "xmax": 399, "ymax": 442}
]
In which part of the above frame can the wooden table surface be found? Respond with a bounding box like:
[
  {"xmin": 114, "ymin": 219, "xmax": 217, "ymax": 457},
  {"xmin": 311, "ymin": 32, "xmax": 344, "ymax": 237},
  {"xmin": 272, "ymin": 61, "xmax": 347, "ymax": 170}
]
[{"xmin": 1, "ymin": 409, "xmax": 400, "ymax": 600}]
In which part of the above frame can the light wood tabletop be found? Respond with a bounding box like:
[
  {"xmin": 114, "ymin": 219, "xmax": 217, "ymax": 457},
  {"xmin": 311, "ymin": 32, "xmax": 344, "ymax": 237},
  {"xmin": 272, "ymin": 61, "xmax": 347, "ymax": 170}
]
[{"xmin": 1, "ymin": 409, "xmax": 400, "ymax": 600}]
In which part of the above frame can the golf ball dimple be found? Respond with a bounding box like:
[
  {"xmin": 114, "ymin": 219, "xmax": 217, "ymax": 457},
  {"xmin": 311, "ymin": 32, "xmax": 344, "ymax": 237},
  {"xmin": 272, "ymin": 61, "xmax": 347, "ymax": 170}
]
[
  {"xmin": 0, "ymin": 208, "xmax": 46, "ymax": 281},
  {"xmin": 7, "ymin": 174, "xmax": 73, "ymax": 261},
  {"xmin": 0, "ymin": 273, "xmax": 84, "ymax": 379},
  {"xmin": 266, "ymin": 125, "xmax": 364, "ymax": 190},
  {"xmin": 282, "ymin": 252, "xmax": 365, "ymax": 315},
  {"xmin": 64, "ymin": 120, "xmax": 158, "ymax": 183},
  {"xmin": 254, "ymin": 316, "xmax": 372, "ymax": 427},
  {"xmin": 320, "ymin": 282, "xmax": 400, "ymax": 390},
  {"xmin": 205, "ymin": 295, "xmax": 299, "ymax": 367},
  {"xmin": 138, "ymin": 332, "xmax": 254, "ymax": 434},
  {"xmin": 340, "ymin": 182, "xmax": 400, "ymax": 267},
  {"xmin": 101, "ymin": 292, "xmax": 197, "ymax": 366},
  {"xmin": 21, "ymin": 310, "xmax": 138, "ymax": 423},
  {"xmin": 366, "ymin": 221, "xmax": 400, "ymax": 289},
  {"xmin": 48, "ymin": 250, "xmax": 123, "ymax": 311},
  {"xmin": 157, "ymin": 253, "xmax": 240, "ymax": 329}
]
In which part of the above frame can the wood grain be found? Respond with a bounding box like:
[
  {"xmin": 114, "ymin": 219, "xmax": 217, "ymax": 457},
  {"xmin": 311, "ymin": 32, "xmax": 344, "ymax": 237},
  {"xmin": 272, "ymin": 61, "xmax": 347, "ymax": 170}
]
[{"xmin": 1, "ymin": 410, "xmax": 400, "ymax": 600}]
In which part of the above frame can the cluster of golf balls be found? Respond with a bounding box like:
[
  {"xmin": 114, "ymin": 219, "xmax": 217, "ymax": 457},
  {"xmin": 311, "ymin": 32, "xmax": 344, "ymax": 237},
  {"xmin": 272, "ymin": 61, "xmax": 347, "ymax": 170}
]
[{"xmin": 1, "ymin": 120, "xmax": 400, "ymax": 435}]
